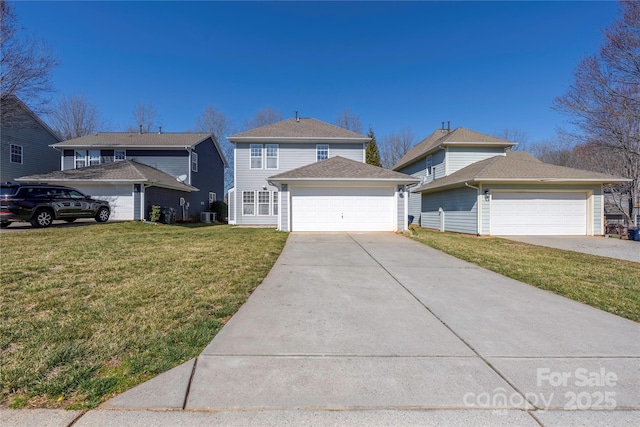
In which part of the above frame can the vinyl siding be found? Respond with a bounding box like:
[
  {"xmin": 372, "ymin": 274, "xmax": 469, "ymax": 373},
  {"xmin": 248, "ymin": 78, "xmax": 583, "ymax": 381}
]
[
  {"xmin": 228, "ymin": 188, "xmax": 236, "ymax": 224},
  {"xmin": 396, "ymin": 191, "xmax": 405, "ymax": 230},
  {"xmin": 446, "ymin": 146, "xmax": 505, "ymax": 174},
  {"xmin": 397, "ymin": 150, "xmax": 446, "ymax": 185},
  {"xmin": 1, "ymin": 112, "xmax": 60, "ymax": 182},
  {"xmin": 233, "ymin": 142, "xmax": 364, "ymax": 225},
  {"xmin": 407, "ymin": 191, "xmax": 421, "ymax": 223},
  {"xmin": 62, "ymin": 149, "xmax": 190, "ymax": 177},
  {"xmin": 145, "ymin": 186, "xmax": 190, "ymax": 221},
  {"xmin": 280, "ymin": 186, "xmax": 290, "ymax": 231},
  {"xmin": 190, "ymin": 138, "xmax": 225, "ymax": 215},
  {"xmin": 421, "ymin": 187, "xmax": 478, "ymax": 234}
]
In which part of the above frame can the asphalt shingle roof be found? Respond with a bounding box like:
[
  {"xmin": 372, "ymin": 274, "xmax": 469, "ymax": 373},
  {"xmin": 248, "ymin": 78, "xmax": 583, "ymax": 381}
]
[
  {"xmin": 16, "ymin": 160, "xmax": 198, "ymax": 192},
  {"xmin": 268, "ymin": 156, "xmax": 419, "ymax": 182},
  {"xmin": 51, "ymin": 132, "xmax": 212, "ymax": 148},
  {"xmin": 229, "ymin": 118, "xmax": 369, "ymax": 140},
  {"xmin": 413, "ymin": 151, "xmax": 629, "ymax": 193},
  {"xmin": 393, "ymin": 127, "xmax": 515, "ymax": 171}
]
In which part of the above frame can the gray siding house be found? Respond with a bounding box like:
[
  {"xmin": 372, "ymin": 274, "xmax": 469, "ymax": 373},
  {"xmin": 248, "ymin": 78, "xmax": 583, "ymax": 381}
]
[
  {"xmin": 1, "ymin": 96, "xmax": 61, "ymax": 183},
  {"xmin": 17, "ymin": 132, "xmax": 227, "ymax": 221},
  {"xmin": 228, "ymin": 117, "xmax": 417, "ymax": 231},
  {"xmin": 393, "ymin": 126, "xmax": 629, "ymax": 236}
]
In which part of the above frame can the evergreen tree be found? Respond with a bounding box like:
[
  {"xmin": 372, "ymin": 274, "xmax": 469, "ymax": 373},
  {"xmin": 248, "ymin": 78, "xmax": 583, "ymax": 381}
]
[{"xmin": 366, "ymin": 127, "xmax": 382, "ymax": 166}]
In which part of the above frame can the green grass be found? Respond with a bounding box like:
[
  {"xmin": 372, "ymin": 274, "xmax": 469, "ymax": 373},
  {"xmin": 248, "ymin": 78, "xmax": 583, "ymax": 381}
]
[
  {"xmin": 0, "ymin": 222, "xmax": 288, "ymax": 409},
  {"xmin": 409, "ymin": 227, "xmax": 640, "ymax": 322}
]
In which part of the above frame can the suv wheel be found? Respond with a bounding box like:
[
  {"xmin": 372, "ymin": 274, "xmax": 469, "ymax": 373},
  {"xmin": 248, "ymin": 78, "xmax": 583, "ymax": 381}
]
[
  {"xmin": 31, "ymin": 209, "xmax": 54, "ymax": 228},
  {"xmin": 95, "ymin": 207, "xmax": 110, "ymax": 223}
]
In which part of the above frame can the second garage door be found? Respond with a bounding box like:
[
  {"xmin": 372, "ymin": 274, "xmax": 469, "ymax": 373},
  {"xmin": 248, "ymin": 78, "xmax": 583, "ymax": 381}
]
[
  {"xmin": 491, "ymin": 192, "xmax": 587, "ymax": 235},
  {"xmin": 291, "ymin": 187, "xmax": 395, "ymax": 232}
]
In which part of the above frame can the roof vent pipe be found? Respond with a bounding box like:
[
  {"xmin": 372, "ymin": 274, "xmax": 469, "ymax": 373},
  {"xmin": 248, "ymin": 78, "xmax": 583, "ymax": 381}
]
[
  {"xmin": 447, "ymin": 121, "xmax": 451, "ymax": 132},
  {"xmin": 139, "ymin": 124, "xmax": 143, "ymax": 134},
  {"xmin": 295, "ymin": 110, "xmax": 299, "ymax": 122},
  {"xmin": 441, "ymin": 121, "xmax": 444, "ymax": 132},
  {"xmin": 158, "ymin": 126, "xmax": 162, "ymax": 134}
]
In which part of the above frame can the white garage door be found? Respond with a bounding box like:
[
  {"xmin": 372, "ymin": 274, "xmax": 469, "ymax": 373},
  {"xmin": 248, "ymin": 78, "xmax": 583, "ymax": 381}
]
[
  {"xmin": 291, "ymin": 187, "xmax": 395, "ymax": 232},
  {"xmin": 73, "ymin": 184, "xmax": 135, "ymax": 221},
  {"xmin": 491, "ymin": 192, "xmax": 587, "ymax": 235}
]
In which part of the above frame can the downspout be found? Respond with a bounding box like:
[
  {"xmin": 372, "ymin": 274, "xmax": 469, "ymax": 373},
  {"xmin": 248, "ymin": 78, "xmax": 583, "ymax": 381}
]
[{"xmin": 465, "ymin": 182, "xmax": 481, "ymax": 236}]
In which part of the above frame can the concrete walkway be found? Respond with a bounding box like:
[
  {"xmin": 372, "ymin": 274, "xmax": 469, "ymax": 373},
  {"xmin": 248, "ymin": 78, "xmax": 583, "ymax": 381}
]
[
  {"xmin": 3, "ymin": 233, "xmax": 639, "ymax": 426},
  {"xmin": 500, "ymin": 235, "xmax": 640, "ymax": 263}
]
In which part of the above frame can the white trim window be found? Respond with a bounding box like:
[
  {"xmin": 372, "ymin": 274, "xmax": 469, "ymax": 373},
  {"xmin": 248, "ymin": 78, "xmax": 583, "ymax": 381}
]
[
  {"xmin": 250, "ymin": 144, "xmax": 263, "ymax": 169},
  {"xmin": 426, "ymin": 155, "xmax": 433, "ymax": 177},
  {"xmin": 258, "ymin": 191, "xmax": 270, "ymax": 215},
  {"xmin": 75, "ymin": 150, "xmax": 87, "ymax": 168},
  {"xmin": 114, "ymin": 150, "xmax": 126, "ymax": 161},
  {"xmin": 192, "ymin": 152, "xmax": 198, "ymax": 172},
  {"xmin": 317, "ymin": 144, "xmax": 329, "ymax": 162},
  {"xmin": 89, "ymin": 150, "xmax": 100, "ymax": 166},
  {"xmin": 272, "ymin": 191, "xmax": 278, "ymax": 216},
  {"xmin": 209, "ymin": 192, "xmax": 216, "ymax": 203},
  {"xmin": 242, "ymin": 191, "xmax": 255, "ymax": 215},
  {"xmin": 10, "ymin": 144, "xmax": 23, "ymax": 164},
  {"xmin": 266, "ymin": 144, "xmax": 278, "ymax": 169}
]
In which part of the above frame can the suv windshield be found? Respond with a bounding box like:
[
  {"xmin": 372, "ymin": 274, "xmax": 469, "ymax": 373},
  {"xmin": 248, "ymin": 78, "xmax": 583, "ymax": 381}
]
[{"xmin": 0, "ymin": 186, "xmax": 19, "ymax": 196}]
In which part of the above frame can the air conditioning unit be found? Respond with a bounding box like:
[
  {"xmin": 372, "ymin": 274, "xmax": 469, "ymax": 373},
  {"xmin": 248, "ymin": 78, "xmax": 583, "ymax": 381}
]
[{"xmin": 200, "ymin": 212, "xmax": 217, "ymax": 223}]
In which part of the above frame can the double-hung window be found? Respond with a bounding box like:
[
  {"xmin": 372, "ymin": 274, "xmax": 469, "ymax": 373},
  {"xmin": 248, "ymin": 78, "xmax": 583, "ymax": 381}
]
[
  {"xmin": 426, "ymin": 155, "xmax": 433, "ymax": 177},
  {"xmin": 192, "ymin": 152, "xmax": 198, "ymax": 172},
  {"xmin": 265, "ymin": 144, "xmax": 278, "ymax": 169},
  {"xmin": 258, "ymin": 191, "xmax": 270, "ymax": 215},
  {"xmin": 272, "ymin": 192, "xmax": 278, "ymax": 215},
  {"xmin": 10, "ymin": 144, "xmax": 23, "ymax": 164},
  {"xmin": 242, "ymin": 191, "xmax": 255, "ymax": 215},
  {"xmin": 114, "ymin": 150, "xmax": 126, "ymax": 161},
  {"xmin": 89, "ymin": 150, "xmax": 100, "ymax": 166},
  {"xmin": 316, "ymin": 144, "xmax": 329, "ymax": 162},
  {"xmin": 75, "ymin": 150, "xmax": 87, "ymax": 168},
  {"xmin": 250, "ymin": 144, "xmax": 263, "ymax": 169}
]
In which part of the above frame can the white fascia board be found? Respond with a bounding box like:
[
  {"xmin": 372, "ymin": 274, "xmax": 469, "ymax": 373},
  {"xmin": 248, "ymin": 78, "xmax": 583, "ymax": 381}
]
[
  {"xmin": 228, "ymin": 137, "xmax": 370, "ymax": 144},
  {"xmin": 269, "ymin": 177, "xmax": 420, "ymax": 185}
]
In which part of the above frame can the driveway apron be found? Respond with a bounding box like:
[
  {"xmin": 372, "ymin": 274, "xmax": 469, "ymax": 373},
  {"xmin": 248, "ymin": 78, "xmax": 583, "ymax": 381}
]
[{"xmin": 102, "ymin": 232, "xmax": 640, "ymax": 425}]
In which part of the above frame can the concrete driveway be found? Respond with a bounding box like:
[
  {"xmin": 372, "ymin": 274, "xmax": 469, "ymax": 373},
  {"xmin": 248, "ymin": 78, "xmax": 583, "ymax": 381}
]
[
  {"xmin": 63, "ymin": 232, "xmax": 640, "ymax": 427},
  {"xmin": 500, "ymin": 235, "xmax": 640, "ymax": 263}
]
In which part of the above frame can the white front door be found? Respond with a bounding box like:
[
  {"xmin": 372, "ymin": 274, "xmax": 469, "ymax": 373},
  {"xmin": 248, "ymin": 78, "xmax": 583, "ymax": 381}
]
[
  {"xmin": 491, "ymin": 192, "xmax": 588, "ymax": 235},
  {"xmin": 291, "ymin": 187, "xmax": 395, "ymax": 232}
]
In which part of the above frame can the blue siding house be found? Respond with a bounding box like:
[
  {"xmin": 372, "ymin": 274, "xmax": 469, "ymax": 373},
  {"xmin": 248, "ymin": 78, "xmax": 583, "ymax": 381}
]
[
  {"xmin": 1, "ymin": 96, "xmax": 61, "ymax": 183},
  {"xmin": 17, "ymin": 131, "xmax": 227, "ymax": 221}
]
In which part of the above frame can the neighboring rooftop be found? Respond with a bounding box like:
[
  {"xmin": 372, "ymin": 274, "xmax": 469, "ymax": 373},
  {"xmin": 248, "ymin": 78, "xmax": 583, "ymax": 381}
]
[
  {"xmin": 51, "ymin": 132, "xmax": 213, "ymax": 148},
  {"xmin": 413, "ymin": 151, "xmax": 630, "ymax": 193},
  {"xmin": 393, "ymin": 127, "xmax": 515, "ymax": 171},
  {"xmin": 229, "ymin": 118, "xmax": 370, "ymax": 141},
  {"xmin": 268, "ymin": 156, "xmax": 419, "ymax": 182},
  {"xmin": 15, "ymin": 160, "xmax": 198, "ymax": 192}
]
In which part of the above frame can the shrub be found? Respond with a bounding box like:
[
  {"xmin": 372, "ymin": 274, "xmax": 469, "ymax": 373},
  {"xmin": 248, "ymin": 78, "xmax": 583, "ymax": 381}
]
[{"xmin": 210, "ymin": 201, "xmax": 228, "ymax": 223}]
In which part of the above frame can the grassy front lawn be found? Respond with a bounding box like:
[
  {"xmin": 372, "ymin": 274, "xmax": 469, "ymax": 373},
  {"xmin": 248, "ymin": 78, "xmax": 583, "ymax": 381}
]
[
  {"xmin": 0, "ymin": 222, "xmax": 288, "ymax": 409},
  {"xmin": 409, "ymin": 227, "xmax": 640, "ymax": 322}
]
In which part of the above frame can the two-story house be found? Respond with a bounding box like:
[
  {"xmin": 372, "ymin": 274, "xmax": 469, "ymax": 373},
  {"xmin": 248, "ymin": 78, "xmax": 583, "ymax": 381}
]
[
  {"xmin": 16, "ymin": 131, "xmax": 227, "ymax": 221},
  {"xmin": 393, "ymin": 125, "xmax": 629, "ymax": 236},
  {"xmin": 227, "ymin": 117, "xmax": 418, "ymax": 231},
  {"xmin": 1, "ymin": 96, "xmax": 61, "ymax": 183}
]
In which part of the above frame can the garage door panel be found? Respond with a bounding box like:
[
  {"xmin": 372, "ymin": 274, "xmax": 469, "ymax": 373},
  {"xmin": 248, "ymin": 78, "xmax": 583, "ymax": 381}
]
[
  {"xmin": 491, "ymin": 192, "xmax": 587, "ymax": 236},
  {"xmin": 291, "ymin": 187, "xmax": 394, "ymax": 232},
  {"xmin": 73, "ymin": 185, "xmax": 134, "ymax": 221}
]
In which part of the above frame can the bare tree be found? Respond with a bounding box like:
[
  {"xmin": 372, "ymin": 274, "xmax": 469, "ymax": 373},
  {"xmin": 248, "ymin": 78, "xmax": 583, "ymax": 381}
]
[
  {"xmin": 334, "ymin": 109, "xmax": 363, "ymax": 134},
  {"xmin": 0, "ymin": 0, "xmax": 59, "ymax": 125},
  {"xmin": 129, "ymin": 103, "xmax": 158, "ymax": 133},
  {"xmin": 243, "ymin": 107, "xmax": 282, "ymax": 130},
  {"xmin": 554, "ymin": 0, "xmax": 640, "ymax": 226},
  {"xmin": 48, "ymin": 95, "xmax": 102, "ymax": 140},
  {"xmin": 195, "ymin": 105, "xmax": 234, "ymax": 191},
  {"xmin": 493, "ymin": 128, "xmax": 529, "ymax": 151},
  {"xmin": 380, "ymin": 128, "xmax": 415, "ymax": 169}
]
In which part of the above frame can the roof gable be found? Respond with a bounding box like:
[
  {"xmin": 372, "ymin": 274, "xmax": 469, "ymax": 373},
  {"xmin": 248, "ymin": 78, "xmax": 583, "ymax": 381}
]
[
  {"xmin": 1, "ymin": 95, "xmax": 62, "ymax": 142},
  {"xmin": 52, "ymin": 132, "xmax": 212, "ymax": 148},
  {"xmin": 268, "ymin": 156, "xmax": 419, "ymax": 182},
  {"xmin": 229, "ymin": 118, "xmax": 370, "ymax": 141},
  {"xmin": 414, "ymin": 151, "xmax": 629, "ymax": 193},
  {"xmin": 393, "ymin": 127, "xmax": 515, "ymax": 171}
]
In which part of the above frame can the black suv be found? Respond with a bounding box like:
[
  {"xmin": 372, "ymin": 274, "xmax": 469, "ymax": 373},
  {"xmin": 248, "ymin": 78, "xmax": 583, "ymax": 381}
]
[{"xmin": 0, "ymin": 183, "xmax": 111, "ymax": 228}]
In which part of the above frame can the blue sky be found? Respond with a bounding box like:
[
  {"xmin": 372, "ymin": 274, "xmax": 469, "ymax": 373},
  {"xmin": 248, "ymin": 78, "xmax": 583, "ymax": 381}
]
[{"xmin": 15, "ymin": 1, "xmax": 618, "ymax": 146}]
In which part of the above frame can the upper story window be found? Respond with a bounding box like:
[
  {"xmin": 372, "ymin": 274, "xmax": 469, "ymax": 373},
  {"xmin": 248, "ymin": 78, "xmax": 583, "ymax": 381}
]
[
  {"xmin": 250, "ymin": 144, "xmax": 263, "ymax": 169},
  {"xmin": 192, "ymin": 152, "xmax": 198, "ymax": 172},
  {"xmin": 114, "ymin": 150, "xmax": 126, "ymax": 161},
  {"xmin": 74, "ymin": 150, "xmax": 100, "ymax": 168},
  {"xmin": 10, "ymin": 144, "xmax": 23, "ymax": 164},
  {"xmin": 265, "ymin": 144, "xmax": 278, "ymax": 169},
  {"xmin": 317, "ymin": 144, "xmax": 329, "ymax": 162},
  {"xmin": 426, "ymin": 155, "xmax": 433, "ymax": 176}
]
